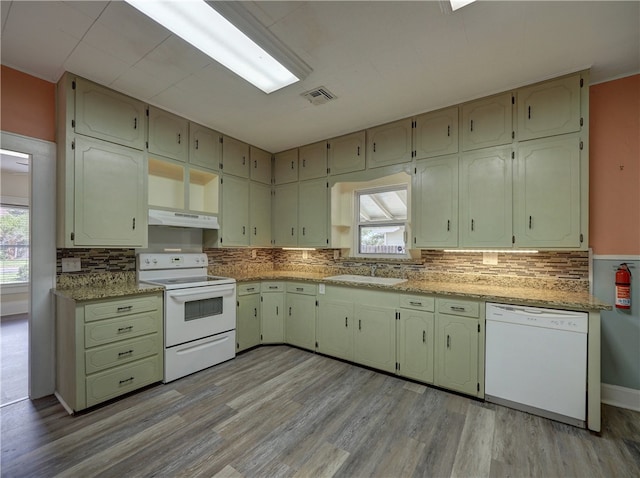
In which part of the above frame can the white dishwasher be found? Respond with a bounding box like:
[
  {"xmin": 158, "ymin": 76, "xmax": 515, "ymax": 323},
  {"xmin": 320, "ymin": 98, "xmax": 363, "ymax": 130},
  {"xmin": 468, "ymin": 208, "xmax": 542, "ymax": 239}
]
[{"xmin": 485, "ymin": 302, "xmax": 588, "ymax": 428}]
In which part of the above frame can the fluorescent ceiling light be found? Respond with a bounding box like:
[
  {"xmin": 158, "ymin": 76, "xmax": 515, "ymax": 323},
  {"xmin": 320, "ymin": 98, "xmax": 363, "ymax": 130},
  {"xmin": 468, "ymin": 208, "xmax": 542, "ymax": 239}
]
[
  {"xmin": 124, "ymin": 0, "xmax": 300, "ymax": 93},
  {"xmin": 450, "ymin": 0, "xmax": 477, "ymax": 12},
  {"xmin": 0, "ymin": 149, "xmax": 29, "ymax": 159}
]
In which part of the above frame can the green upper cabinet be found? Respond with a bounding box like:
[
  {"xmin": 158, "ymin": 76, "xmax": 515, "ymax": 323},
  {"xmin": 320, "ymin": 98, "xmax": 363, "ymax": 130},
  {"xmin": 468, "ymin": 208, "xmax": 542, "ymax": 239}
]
[
  {"xmin": 366, "ymin": 118, "xmax": 413, "ymax": 168},
  {"xmin": 413, "ymin": 155, "xmax": 459, "ymax": 248},
  {"xmin": 398, "ymin": 308, "xmax": 435, "ymax": 384},
  {"xmin": 189, "ymin": 123, "xmax": 221, "ymax": 171},
  {"xmin": 274, "ymin": 148, "xmax": 299, "ymax": 184},
  {"xmin": 221, "ymin": 135, "xmax": 250, "ymax": 178},
  {"xmin": 249, "ymin": 181, "xmax": 272, "ymax": 247},
  {"xmin": 272, "ymin": 182, "xmax": 299, "ymax": 247},
  {"xmin": 414, "ymin": 106, "xmax": 459, "ymax": 160},
  {"xmin": 328, "ymin": 131, "xmax": 366, "ymax": 175},
  {"xmin": 517, "ymin": 73, "xmax": 582, "ymax": 142},
  {"xmin": 220, "ymin": 175, "xmax": 249, "ymax": 246},
  {"xmin": 147, "ymin": 106, "xmax": 189, "ymax": 162},
  {"xmin": 299, "ymin": 141, "xmax": 328, "ymax": 180},
  {"xmin": 72, "ymin": 136, "xmax": 146, "ymax": 247},
  {"xmin": 298, "ymin": 178, "xmax": 329, "ymax": 247},
  {"xmin": 461, "ymin": 92, "xmax": 513, "ymax": 151},
  {"xmin": 514, "ymin": 134, "xmax": 583, "ymax": 248},
  {"xmin": 74, "ymin": 77, "xmax": 146, "ymax": 150},
  {"xmin": 249, "ymin": 146, "xmax": 272, "ymax": 185},
  {"xmin": 459, "ymin": 146, "xmax": 513, "ymax": 248}
]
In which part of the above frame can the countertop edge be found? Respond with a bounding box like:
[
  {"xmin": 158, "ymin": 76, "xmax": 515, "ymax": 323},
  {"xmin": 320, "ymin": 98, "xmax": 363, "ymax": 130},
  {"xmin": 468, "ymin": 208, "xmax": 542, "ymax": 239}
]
[{"xmin": 52, "ymin": 284, "xmax": 165, "ymax": 302}]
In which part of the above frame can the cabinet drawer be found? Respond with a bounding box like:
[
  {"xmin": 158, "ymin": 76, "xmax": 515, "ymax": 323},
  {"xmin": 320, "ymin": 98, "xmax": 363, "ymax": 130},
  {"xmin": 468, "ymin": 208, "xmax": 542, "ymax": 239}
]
[
  {"xmin": 85, "ymin": 356, "xmax": 161, "ymax": 407},
  {"xmin": 437, "ymin": 298, "xmax": 479, "ymax": 318},
  {"xmin": 85, "ymin": 333, "xmax": 160, "ymax": 374},
  {"xmin": 399, "ymin": 295, "xmax": 435, "ymax": 312},
  {"xmin": 238, "ymin": 283, "xmax": 261, "ymax": 296},
  {"xmin": 286, "ymin": 283, "xmax": 317, "ymax": 295},
  {"xmin": 262, "ymin": 282, "xmax": 284, "ymax": 292},
  {"xmin": 84, "ymin": 296, "xmax": 159, "ymax": 322},
  {"xmin": 85, "ymin": 312, "xmax": 161, "ymax": 348}
]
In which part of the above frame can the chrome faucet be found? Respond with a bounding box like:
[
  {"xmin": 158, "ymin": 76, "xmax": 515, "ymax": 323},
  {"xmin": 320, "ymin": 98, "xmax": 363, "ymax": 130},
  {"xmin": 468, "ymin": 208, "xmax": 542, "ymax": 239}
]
[{"xmin": 371, "ymin": 264, "xmax": 378, "ymax": 277}]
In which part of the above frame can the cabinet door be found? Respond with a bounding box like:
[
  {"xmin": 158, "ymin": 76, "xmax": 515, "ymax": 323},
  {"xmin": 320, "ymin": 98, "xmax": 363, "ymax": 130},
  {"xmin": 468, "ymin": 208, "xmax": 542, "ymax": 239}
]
[
  {"xmin": 189, "ymin": 123, "xmax": 221, "ymax": 171},
  {"xmin": 328, "ymin": 131, "xmax": 365, "ymax": 175},
  {"xmin": 148, "ymin": 106, "xmax": 189, "ymax": 161},
  {"xmin": 461, "ymin": 93, "xmax": 513, "ymax": 151},
  {"xmin": 73, "ymin": 136, "xmax": 146, "ymax": 247},
  {"xmin": 261, "ymin": 292, "xmax": 284, "ymax": 343},
  {"xmin": 398, "ymin": 309, "xmax": 434, "ymax": 383},
  {"xmin": 237, "ymin": 292, "xmax": 261, "ymax": 352},
  {"xmin": 459, "ymin": 147, "xmax": 513, "ymax": 248},
  {"xmin": 274, "ymin": 148, "xmax": 299, "ymax": 184},
  {"xmin": 250, "ymin": 147, "xmax": 272, "ymax": 185},
  {"xmin": 220, "ymin": 175, "xmax": 249, "ymax": 246},
  {"xmin": 286, "ymin": 293, "xmax": 316, "ymax": 351},
  {"xmin": 366, "ymin": 118, "xmax": 413, "ymax": 169},
  {"xmin": 299, "ymin": 141, "xmax": 328, "ymax": 180},
  {"xmin": 317, "ymin": 299, "xmax": 354, "ymax": 361},
  {"xmin": 514, "ymin": 135, "xmax": 582, "ymax": 248},
  {"xmin": 414, "ymin": 107, "xmax": 459, "ymax": 159},
  {"xmin": 436, "ymin": 314, "xmax": 478, "ymax": 396},
  {"xmin": 221, "ymin": 136, "xmax": 249, "ymax": 178},
  {"xmin": 249, "ymin": 181, "xmax": 272, "ymax": 247},
  {"xmin": 272, "ymin": 183, "xmax": 298, "ymax": 247},
  {"xmin": 413, "ymin": 156, "xmax": 458, "ymax": 248},
  {"xmin": 354, "ymin": 305, "xmax": 396, "ymax": 373},
  {"xmin": 517, "ymin": 74, "xmax": 582, "ymax": 141},
  {"xmin": 75, "ymin": 78, "xmax": 145, "ymax": 150},
  {"xmin": 298, "ymin": 179, "xmax": 329, "ymax": 247}
]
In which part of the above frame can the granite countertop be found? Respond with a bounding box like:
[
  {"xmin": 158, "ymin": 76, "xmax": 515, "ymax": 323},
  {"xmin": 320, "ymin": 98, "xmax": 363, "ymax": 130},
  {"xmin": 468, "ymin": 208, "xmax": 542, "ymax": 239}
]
[
  {"xmin": 53, "ymin": 273, "xmax": 165, "ymax": 302},
  {"xmin": 231, "ymin": 271, "xmax": 611, "ymax": 312}
]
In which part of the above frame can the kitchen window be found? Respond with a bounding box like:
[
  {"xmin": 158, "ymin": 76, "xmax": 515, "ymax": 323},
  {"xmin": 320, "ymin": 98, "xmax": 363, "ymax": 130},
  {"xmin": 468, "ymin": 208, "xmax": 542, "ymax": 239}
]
[
  {"xmin": 0, "ymin": 204, "xmax": 29, "ymax": 284},
  {"xmin": 356, "ymin": 185, "xmax": 407, "ymax": 256}
]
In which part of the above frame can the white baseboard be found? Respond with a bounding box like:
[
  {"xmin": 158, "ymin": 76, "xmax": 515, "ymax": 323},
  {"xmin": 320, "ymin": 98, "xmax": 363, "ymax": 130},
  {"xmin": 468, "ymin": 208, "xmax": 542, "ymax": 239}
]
[
  {"xmin": 601, "ymin": 383, "xmax": 640, "ymax": 412},
  {"xmin": 0, "ymin": 299, "xmax": 28, "ymax": 316}
]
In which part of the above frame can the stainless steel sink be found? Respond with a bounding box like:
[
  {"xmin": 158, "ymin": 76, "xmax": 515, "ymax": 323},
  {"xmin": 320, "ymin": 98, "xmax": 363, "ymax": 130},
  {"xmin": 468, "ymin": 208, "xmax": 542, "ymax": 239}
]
[{"xmin": 323, "ymin": 274, "xmax": 407, "ymax": 285}]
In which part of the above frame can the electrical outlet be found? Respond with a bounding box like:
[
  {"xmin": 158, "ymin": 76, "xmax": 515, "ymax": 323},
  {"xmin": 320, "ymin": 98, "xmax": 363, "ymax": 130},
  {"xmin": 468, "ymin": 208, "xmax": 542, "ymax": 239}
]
[
  {"xmin": 482, "ymin": 252, "xmax": 498, "ymax": 265},
  {"xmin": 302, "ymin": 250, "xmax": 309, "ymax": 260},
  {"xmin": 333, "ymin": 250, "xmax": 340, "ymax": 260},
  {"xmin": 251, "ymin": 249, "xmax": 257, "ymax": 259},
  {"xmin": 61, "ymin": 257, "xmax": 81, "ymax": 272}
]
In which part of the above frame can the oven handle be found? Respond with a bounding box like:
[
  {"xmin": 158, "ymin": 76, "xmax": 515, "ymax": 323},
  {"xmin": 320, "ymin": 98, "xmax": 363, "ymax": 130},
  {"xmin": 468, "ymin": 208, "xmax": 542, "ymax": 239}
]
[{"xmin": 168, "ymin": 285, "xmax": 235, "ymax": 303}]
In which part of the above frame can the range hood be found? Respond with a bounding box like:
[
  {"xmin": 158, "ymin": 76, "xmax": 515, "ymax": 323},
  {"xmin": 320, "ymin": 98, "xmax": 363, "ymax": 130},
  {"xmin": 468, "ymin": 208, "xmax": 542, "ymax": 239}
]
[{"xmin": 148, "ymin": 209, "xmax": 219, "ymax": 229}]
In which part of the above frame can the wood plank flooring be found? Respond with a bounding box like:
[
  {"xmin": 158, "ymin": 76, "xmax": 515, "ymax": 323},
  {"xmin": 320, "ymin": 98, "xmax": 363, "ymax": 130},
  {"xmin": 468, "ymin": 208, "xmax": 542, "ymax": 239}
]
[{"xmin": 1, "ymin": 345, "xmax": 639, "ymax": 477}]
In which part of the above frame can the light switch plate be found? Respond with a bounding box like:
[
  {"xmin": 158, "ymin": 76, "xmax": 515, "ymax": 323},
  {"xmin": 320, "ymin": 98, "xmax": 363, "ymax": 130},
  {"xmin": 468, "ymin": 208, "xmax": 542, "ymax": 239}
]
[
  {"xmin": 61, "ymin": 257, "xmax": 81, "ymax": 272},
  {"xmin": 319, "ymin": 284, "xmax": 325, "ymax": 295},
  {"xmin": 482, "ymin": 252, "xmax": 498, "ymax": 265},
  {"xmin": 302, "ymin": 250, "xmax": 309, "ymax": 260}
]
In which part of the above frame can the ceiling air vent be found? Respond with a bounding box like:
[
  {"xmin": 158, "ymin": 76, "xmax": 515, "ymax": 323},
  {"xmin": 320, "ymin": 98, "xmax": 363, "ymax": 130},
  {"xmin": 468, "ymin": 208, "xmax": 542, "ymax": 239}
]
[{"xmin": 301, "ymin": 87, "xmax": 337, "ymax": 106}]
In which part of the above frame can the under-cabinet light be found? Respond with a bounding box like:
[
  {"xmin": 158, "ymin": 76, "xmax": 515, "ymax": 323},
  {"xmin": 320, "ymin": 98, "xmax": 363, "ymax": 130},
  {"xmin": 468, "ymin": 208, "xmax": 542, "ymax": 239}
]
[
  {"xmin": 282, "ymin": 248, "xmax": 316, "ymax": 251},
  {"xmin": 450, "ymin": 0, "xmax": 478, "ymax": 12},
  {"xmin": 444, "ymin": 249, "xmax": 539, "ymax": 254},
  {"xmin": 124, "ymin": 0, "xmax": 302, "ymax": 93}
]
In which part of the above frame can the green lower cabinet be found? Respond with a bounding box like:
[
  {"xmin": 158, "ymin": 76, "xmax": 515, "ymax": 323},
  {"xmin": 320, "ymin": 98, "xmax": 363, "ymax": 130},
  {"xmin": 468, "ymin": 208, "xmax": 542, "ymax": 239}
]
[
  {"xmin": 435, "ymin": 313, "xmax": 479, "ymax": 396},
  {"xmin": 397, "ymin": 309, "xmax": 435, "ymax": 383},
  {"xmin": 237, "ymin": 285, "xmax": 261, "ymax": 352},
  {"xmin": 261, "ymin": 284, "xmax": 284, "ymax": 344},
  {"xmin": 354, "ymin": 305, "xmax": 396, "ymax": 373},
  {"xmin": 317, "ymin": 298, "xmax": 354, "ymax": 361},
  {"xmin": 285, "ymin": 289, "xmax": 317, "ymax": 351}
]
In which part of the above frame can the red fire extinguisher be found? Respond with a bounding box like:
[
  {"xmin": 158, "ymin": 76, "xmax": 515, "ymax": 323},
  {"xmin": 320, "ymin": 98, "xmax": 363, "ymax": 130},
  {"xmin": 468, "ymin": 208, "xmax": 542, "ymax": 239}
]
[{"xmin": 615, "ymin": 263, "xmax": 632, "ymax": 309}]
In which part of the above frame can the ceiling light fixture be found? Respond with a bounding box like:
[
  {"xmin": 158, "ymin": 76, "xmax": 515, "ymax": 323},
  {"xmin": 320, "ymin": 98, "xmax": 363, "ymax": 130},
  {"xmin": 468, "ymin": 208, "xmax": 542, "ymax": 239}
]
[
  {"xmin": 444, "ymin": 249, "xmax": 539, "ymax": 254},
  {"xmin": 124, "ymin": 0, "xmax": 306, "ymax": 94},
  {"xmin": 450, "ymin": 0, "xmax": 477, "ymax": 12}
]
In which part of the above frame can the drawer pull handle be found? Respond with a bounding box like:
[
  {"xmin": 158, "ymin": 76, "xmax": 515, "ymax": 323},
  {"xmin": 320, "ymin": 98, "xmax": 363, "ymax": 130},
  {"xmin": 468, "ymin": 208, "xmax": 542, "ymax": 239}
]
[
  {"xmin": 289, "ymin": 306, "xmax": 292, "ymax": 316},
  {"xmin": 296, "ymin": 287, "xmax": 304, "ymax": 291},
  {"xmin": 119, "ymin": 377, "xmax": 134, "ymax": 385},
  {"xmin": 409, "ymin": 301, "xmax": 422, "ymax": 306},
  {"xmin": 269, "ymin": 286, "xmax": 278, "ymax": 289},
  {"xmin": 358, "ymin": 319, "xmax": 361, "ymax": 331},
  {"xmin": 447, "ymin": 335, "xmax": 451, "ymax": 348},
  {"xmin": 117, "ymin": 326, "xmax": 133, "ymax": 333},
  {"xmin": 254, "ymin": 307, "xmax": 257, "ymax": 317},
  {"xmin": 450, "ymin": 306, "xmax": 466, "ymax": 312},
  {"xmin": 345, "ymin": 317, "xmax": 348, "ymax": 327},
  {"xmin": 247, "ymin": 287, "xmax": 255, "ymax": 291},
  {"xmin": 118, "ymin": 350, "xmax": 133, "ymax": 357},
  {"xmin": 117, "ymin": 306, "xmax": 133, "ymax": 313},
  {"xmin": 423, "ymin": 330, "xmax": 426, "ymax": 343}
]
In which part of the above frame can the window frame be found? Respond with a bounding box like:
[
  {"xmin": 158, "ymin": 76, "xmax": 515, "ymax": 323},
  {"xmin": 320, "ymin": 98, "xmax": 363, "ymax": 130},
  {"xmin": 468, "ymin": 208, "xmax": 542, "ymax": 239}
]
[
  {"xmin": 0, "ymin": 201, "xmax": 30, "ymax": 285},
  {"xmin": 353, "ymin": 184, "xmax": 409, "ymax": 258}
]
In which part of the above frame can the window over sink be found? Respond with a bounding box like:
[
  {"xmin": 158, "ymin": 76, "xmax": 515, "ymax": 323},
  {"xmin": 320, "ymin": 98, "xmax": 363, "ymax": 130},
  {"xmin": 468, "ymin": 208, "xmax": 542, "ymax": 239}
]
[{"xmin": 356, "ymin": 185, "xmax": 407, "ymax": 256}]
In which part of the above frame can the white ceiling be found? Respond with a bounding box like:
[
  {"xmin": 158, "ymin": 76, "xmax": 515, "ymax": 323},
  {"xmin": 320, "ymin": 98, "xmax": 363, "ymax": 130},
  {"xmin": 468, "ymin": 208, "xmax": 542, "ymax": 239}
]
[{"xmin": 1, "ymin": 1, "xmax": 639, "ymax": 153}]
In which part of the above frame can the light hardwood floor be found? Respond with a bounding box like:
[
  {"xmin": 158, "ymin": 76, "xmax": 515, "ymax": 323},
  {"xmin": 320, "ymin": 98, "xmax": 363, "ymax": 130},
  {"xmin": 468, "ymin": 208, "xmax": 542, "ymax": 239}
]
[{"xmin": 1, "ymin": 345, "xmax": 639, "ymax": 477}]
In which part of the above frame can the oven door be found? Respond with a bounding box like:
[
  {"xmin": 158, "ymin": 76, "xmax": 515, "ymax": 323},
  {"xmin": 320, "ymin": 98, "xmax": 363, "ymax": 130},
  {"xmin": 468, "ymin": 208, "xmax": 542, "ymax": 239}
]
[{"xmin": 165, "ymin": 283, "xmax": 236, "ymax": 347}]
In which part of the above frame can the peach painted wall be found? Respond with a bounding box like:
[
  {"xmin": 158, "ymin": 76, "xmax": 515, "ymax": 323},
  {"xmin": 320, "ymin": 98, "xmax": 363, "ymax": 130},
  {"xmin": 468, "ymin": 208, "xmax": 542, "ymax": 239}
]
[
  {"xmin": 1, "ymin": 65, "xmax": 55, "ymax": 142},
  {"xmin": 589, "ymin": 74, "xmax": 640, "ymax": 255}
]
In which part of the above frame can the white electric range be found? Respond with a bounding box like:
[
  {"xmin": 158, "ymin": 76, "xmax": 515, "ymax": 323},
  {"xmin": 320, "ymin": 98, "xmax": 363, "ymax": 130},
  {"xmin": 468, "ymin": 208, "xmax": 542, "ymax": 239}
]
[{"xmin": 137, "ymin": 253, "xmax": 236, "ymax": 382}]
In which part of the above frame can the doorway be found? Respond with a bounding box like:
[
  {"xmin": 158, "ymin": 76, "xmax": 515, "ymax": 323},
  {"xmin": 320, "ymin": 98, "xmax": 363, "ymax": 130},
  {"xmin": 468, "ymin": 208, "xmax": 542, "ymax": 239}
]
[{"xmin": 0, "ymin": 149, "xmax": 30, "ymax": 405}]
